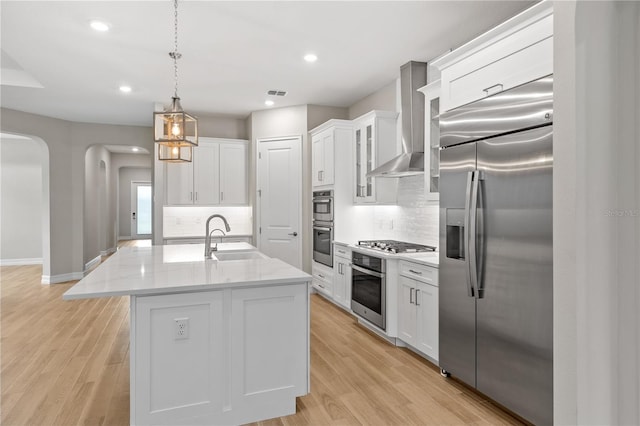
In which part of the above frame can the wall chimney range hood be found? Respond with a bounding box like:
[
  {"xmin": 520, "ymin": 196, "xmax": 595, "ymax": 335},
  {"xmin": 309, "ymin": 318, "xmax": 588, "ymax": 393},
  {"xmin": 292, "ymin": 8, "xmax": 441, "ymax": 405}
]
[{"xmin": 367, "ymin": 61, "xmax": 427, "ymax": 178}]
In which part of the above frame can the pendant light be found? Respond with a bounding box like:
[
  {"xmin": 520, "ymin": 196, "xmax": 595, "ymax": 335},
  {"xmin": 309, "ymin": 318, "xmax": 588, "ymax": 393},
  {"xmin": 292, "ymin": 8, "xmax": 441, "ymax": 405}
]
[{"xmin": 154, "ymin": 0, "xmax": 198, "ymax": 162}]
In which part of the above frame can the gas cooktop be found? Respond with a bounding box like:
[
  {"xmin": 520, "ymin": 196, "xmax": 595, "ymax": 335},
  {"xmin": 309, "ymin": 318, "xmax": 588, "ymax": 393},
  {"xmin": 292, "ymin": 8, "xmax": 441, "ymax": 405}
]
[{"xmin": 356, "ymin": 240, "xmax": 437, "ymax": 254}]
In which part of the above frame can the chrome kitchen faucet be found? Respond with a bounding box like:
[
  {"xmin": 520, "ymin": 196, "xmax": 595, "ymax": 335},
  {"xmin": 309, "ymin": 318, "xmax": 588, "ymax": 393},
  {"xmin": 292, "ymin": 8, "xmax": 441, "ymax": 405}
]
[{"xmin": 204, "ymin": 214, "xmax": 231, "ymax": 259}]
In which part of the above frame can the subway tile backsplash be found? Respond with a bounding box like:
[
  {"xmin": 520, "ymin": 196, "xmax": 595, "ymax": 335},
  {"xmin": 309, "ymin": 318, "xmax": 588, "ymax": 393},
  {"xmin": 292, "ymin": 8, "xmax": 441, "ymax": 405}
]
[{"xmin": 371, "ymin": 175, "xmax": 439, "ymax": 248}]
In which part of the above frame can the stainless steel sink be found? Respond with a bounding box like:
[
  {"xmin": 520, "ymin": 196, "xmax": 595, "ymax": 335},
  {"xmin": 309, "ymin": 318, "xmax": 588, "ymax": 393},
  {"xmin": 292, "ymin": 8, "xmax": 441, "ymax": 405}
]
[{"xmin": 212, "ymin": 251, "xmax": 268, "ymax": 261}]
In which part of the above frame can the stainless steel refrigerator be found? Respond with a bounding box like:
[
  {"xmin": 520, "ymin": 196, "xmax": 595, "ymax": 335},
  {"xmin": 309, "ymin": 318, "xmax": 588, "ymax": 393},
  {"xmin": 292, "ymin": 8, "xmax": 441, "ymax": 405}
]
[{"xmin": 438, "ymin": 75, "xmax": 553, "ymax": 425}]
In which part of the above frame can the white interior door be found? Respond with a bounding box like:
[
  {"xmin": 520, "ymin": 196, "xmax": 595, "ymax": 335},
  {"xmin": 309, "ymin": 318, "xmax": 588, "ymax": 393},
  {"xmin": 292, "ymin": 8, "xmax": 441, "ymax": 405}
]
[
  {"xmin": 257, "ymin": 137, "xmax": 302, "ymax": 268},
  {"xmin": 131, "ymin": 182, "xmax": 152, "ymax": 239}
]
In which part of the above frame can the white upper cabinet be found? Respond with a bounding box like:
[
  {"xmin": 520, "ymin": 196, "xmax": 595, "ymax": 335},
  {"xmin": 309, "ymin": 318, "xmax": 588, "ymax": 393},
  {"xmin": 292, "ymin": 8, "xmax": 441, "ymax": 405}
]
[
  {"xmin": 352, "ymin": 110, "xmax": 398, "ymax": 204},
  {"xmin": 165, "ymin": 138, "xmax": 248, "ymax": 206},
  {"xmin": 194, "ymin": 144, "xmax": 221, "ymax": 205},
  {"xmin": 417, "ymin": 80, "xmax": 440, "ymax": 201},
  {"xmin": 432, "ymin": 1, "xmax": 553, "ymax": 112},
  {"xmin": 311, "ymin": 129, "xmax": 335, "ymax": 187},
  {"xmin": 219, "ymin": 141, "xmax": 248, "ymax": 205}
]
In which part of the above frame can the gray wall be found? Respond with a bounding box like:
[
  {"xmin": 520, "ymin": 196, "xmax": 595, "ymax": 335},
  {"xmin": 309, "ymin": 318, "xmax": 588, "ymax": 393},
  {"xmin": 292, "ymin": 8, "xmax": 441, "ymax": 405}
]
[
  {"xmin": 0, "ymin": 137, "xmax": 44, "ymax": 262},
  {"xmin": 119, "ymin": 167, "xmax": 152, "ymax": 238},
  {"xmin": 554, "ymin": 1, "xmax": 640, "ymax": 424},
  {"xmin": 348, "ymin": 80, "xmax": 397, "ymax": 119},
  {"xmin": 197, "ymin": 114, "xmax": 248, "ymax": 140},
  {"xmin": 0, "ymin": 108, "xmax": 153, "ymax": 281},
  {"xmin": 307, "ymin": 105, "xmax": 349, "ymax": 130},
  {"xmin": 84, "ymin": 145, "xmax": 112, "ymax": 264}
]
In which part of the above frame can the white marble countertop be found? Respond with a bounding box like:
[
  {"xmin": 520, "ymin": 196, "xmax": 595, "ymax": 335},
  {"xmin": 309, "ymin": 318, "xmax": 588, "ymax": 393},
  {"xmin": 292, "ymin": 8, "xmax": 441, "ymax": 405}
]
[
  {"xmin": 336, "ymin": 241, "xmax": 440, "ymax": 268},
  {"xmin": 63, "ymin": 243, "xmax": 311, "ymax": 300}
]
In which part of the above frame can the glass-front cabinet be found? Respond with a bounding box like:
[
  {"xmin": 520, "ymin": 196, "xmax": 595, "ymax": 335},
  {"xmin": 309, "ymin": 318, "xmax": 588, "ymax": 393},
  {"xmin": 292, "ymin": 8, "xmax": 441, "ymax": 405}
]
[
  {"xmin": 353, "ymin": 110, "xmax": 399, "ymax": 204},
  {"xmin": 418, "ymin": 80, "xmax": 440, "ymax": 201},
  {"xmin": 354, "ymin": 120, "xmax": 374, "ymax": 200}
]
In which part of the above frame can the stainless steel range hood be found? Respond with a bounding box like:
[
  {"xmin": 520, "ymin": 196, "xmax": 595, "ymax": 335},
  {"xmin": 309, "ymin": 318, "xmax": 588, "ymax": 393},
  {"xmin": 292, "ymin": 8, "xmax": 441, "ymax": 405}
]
[{"xmin": 367, "ymin": 61, "xmax": 427, "ymax": 178}]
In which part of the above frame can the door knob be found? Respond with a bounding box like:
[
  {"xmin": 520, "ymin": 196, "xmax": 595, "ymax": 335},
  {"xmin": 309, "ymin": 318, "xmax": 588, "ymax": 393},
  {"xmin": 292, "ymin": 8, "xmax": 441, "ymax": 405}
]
[{"xmin": 288, "ymin": 232, "xmax": 298, "ymax": 237}]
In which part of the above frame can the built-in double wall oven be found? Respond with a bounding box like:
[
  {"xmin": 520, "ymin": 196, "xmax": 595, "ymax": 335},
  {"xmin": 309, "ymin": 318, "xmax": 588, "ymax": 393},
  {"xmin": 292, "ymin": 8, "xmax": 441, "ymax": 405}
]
[
  {"xmin": 312, "ymin": 191, "xmax": 333, "ymax": 267},
  {"xmin": 351, "ymin": 251, "xmax": 386, "ymax": 330}
]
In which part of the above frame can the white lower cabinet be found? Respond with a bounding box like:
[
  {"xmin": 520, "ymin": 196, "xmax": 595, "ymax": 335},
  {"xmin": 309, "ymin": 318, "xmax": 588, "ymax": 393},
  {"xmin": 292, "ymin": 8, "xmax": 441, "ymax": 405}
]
[
  {"xmin": 332, "ymin": 245, "xmax": 352, "ymax": 310},
  {"xmin": 131, "ymin": 283, "xmax": 308, "ymax": 425},
  {"xmin": 311, "ymin": 262, "xmax": 333, "ymax": 298},
  {"xmin": 397, "ymin": 261, "xmax": 439, "ymax": 361}
]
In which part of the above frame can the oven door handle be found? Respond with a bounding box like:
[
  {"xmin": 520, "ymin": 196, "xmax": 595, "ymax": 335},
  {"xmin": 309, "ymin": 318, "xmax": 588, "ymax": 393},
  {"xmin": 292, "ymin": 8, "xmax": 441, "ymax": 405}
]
[
  {"xmin": 313, "ymin": 226, "xmax": 332, "ymax": 232},
  {"xmin": 313, "ymin": 199, "xmax": 331, "ymax": 204},
  {"xmin": 351, "ymin": 264, "xmax": 385, "ymax": 278}
]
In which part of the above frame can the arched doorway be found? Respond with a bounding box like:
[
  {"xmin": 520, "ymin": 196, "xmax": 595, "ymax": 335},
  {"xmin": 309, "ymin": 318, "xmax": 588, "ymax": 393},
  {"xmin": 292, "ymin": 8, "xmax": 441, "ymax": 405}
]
[{"xmin": 0, "ymin": 132, "xmax": 51, "ymax": 281}]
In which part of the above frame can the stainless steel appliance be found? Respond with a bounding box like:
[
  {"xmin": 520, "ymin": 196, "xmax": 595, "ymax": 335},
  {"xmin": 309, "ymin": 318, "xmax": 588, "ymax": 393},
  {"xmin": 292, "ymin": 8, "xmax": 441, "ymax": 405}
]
[
  {"xmin": 356, "ymin": 239, "xmax": 436, "ymax": 254},
  {"xmin": 351, "ymin": 251, "xmax": 386, "ymax": 330},
  {"xmin": 312, "ymin": 221, "xmax": 333, "ymax": 267},
  {"xmin": 438, "ymin": 75, "xmax": 553, "ymax": 425},
  {"xmin": 312, "ymin": 190, "xmax": 333, "ymax": 222}
]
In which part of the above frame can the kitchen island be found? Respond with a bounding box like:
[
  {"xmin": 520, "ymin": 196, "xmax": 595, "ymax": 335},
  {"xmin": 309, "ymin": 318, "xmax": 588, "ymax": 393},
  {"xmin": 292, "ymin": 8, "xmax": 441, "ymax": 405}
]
[{"xmin": 64, "ymin": 243, "xmax": 311, "ymax": 426}]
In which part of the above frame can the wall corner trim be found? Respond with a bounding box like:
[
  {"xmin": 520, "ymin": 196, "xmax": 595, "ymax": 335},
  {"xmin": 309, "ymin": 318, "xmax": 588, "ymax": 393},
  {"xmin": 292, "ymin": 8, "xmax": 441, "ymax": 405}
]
[{"xmin": 84, "ymin": 255, "xmax": 102, "ymax": 272}]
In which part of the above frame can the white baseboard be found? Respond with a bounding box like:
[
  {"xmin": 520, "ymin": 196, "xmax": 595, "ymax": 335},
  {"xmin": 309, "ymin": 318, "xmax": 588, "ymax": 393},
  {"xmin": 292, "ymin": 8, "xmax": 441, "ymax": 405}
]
[
  {"xmin": 0, "ymin": 258, "xmax": 43, "ymax": 266},
  {"xmin": 84, "ymin": 255, "xmax": 101, "ymax": 272},
  {"xmin": 100, "ymin": 247, "xmax": 117, "ymax": 256},
  {"xmin": 41, "ymin": 272, "xmax": 84, "ymax": 285},
  {"xmin": 118, "ymin": 235, "xmax": 132, "ymax": 240}
]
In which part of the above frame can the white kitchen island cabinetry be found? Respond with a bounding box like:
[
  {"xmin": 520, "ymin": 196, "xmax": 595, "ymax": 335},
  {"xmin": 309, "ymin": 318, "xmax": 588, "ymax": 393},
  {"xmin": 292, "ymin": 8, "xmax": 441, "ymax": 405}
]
[
  {"xmin": 397, "ymin": 260, "xmax": 439, "ymax": 362},
  {"xmin": 64, "ymin": 243, "xmax": 310, "ymax": 426},
  {"xmin": 352, "ymin": 110, "xmax": 399, "ymax": 204},
  {"xmin": 432, "ymin": 1, "xmax": 552, "ymax": 113},
  {"xmin": 165, "ymin": 138, "xmax": 248, "ymax": 206}
]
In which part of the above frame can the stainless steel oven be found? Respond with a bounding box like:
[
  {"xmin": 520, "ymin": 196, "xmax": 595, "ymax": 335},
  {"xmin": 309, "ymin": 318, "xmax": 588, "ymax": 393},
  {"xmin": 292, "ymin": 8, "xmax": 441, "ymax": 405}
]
[
  {"xmin": 312, "ymin": 221, "xmax": 333, "ymax": 267},
  {"xmin": 351, "ymin": 251, "xmax": 386, "ymax": 330},
  {"xmin": 312, "ymin": 190, "xmax": 333, "ymax": 222}
]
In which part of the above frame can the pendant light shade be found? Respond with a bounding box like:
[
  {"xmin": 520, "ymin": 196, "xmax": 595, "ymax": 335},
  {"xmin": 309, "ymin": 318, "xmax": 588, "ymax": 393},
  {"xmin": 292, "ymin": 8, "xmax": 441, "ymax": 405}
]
[
  {"xmin": 154, "ymin": 0, "xmax": 198, "ymax": 161},
  {"xmin": 158, "ymin": 142, "xmax": 193, "ymax": 162},
  {"xmin": 154, "ymin": 97, "xmax": 198, "ymax": 146}
]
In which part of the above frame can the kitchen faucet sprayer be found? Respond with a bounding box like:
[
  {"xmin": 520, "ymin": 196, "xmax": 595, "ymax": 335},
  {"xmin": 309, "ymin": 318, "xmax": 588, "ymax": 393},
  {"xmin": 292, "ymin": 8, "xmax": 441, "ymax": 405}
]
[{"xmin": 204, "ymin": 214, "xmax": 231, "ymax": 259}]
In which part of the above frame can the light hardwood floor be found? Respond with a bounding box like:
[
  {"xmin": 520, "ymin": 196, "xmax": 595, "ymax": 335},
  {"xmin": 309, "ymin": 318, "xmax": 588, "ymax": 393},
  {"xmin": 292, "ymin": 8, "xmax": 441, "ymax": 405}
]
[{"xmin": 1, "ymin": 241, "xmax": 524, "ymax": 426}]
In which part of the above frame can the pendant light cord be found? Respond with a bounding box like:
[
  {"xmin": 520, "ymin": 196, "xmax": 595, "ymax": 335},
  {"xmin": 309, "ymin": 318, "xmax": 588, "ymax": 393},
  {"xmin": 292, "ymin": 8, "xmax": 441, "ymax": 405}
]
[{"xmin": 172, "ymin": 0, "xmax": 180, "ymax": 99}]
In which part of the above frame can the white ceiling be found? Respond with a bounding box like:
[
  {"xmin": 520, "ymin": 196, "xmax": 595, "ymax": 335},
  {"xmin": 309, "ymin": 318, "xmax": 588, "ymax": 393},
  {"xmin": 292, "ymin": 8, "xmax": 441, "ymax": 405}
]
[{"xmin": 1, "ymin": 1, "xmax": 535, "ymax": 127}]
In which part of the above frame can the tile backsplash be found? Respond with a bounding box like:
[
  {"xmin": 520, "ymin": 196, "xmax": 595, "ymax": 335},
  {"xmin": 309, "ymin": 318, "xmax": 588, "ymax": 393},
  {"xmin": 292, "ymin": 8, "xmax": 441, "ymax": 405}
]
[
  {"xmin": 163, "ymin": 206, "xmax": 253, "ymax": 238},
  {"xmin": 371, "ymin": 175, "xmax": 439, "ymax": 248}
]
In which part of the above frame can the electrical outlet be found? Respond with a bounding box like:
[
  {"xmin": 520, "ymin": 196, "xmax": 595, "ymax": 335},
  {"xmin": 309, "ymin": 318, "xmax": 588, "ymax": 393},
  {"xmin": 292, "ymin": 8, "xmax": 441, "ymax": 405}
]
[{"xmin": 174, "ymin": 317, "xmax": 189, "ymax": 340}]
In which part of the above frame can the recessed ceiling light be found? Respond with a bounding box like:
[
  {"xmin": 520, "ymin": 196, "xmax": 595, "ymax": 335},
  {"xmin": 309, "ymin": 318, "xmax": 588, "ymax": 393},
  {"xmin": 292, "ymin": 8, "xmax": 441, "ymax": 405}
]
[
  {"xmin": 90, "ymin": 20, "xmax": 110, "ymax": 32},
  {"xmin": 119, "ymin": 85, "xmax": 132, "ymax": 93},
  {"xmin": 304, "ymin": 54, "xmax": 318, "ymax": 63},
  {"xmin": 132, "ymin": 147, "xmax": 139, "ymax": 152},
  {"xmin": 265, "ymin": 100, "xmax": 274, "ymax": 106}
]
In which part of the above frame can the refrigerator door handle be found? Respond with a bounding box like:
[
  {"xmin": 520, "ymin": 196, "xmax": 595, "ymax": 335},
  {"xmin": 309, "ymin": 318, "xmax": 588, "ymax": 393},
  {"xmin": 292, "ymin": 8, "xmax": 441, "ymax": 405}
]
[
  {"xmin": 469, "ymin": 170, "xmax": 482, "ymax": 299},
  {"xmin": 464, "ymin": 171, "xmax": 475, "ymax": 298},
  {"xmin": 476, "ymin": 172, "xmax": 485, "ymax": 299}
]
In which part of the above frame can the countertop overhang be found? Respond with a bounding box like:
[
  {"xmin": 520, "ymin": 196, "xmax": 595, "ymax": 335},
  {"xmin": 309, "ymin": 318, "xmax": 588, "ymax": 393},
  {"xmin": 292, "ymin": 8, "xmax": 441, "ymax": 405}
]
[{"xmin": 63, "ymin": 243, "xmax": 311, "ymax": 300}]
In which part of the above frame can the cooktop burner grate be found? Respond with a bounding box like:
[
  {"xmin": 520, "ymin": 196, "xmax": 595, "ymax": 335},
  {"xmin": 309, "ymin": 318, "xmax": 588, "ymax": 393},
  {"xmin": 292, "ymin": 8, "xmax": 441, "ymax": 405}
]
[{"xmin": 356, "ymin": 239, "xmax": 436, "ymax": 254}]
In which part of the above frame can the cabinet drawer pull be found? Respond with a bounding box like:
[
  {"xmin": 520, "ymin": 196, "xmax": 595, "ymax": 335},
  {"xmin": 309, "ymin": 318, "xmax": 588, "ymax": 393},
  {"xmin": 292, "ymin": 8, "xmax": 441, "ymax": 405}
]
[
  {"xmin": 318, "ymin": 274, "xmax": 324, "ymax": 279},
  {"xmin": 409, "ymin": 269, "xmax": 423, "ymax": 275},
  {"xmin": 317, "ymin": 283, "xmax": 325, "ymax": 289},
  {"xmin": 483, "ymin": 83, "xmax": 503, "ymax": 95}
]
